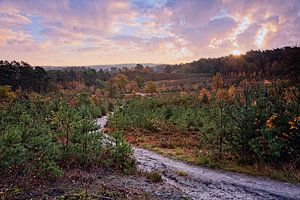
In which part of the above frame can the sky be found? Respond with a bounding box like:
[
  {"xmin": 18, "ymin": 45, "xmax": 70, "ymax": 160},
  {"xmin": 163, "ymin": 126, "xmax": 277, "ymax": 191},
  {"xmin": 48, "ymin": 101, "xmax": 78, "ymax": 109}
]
[{"xmin": 0, "ymin": 0, "xmax": 299, "ymax": 66}]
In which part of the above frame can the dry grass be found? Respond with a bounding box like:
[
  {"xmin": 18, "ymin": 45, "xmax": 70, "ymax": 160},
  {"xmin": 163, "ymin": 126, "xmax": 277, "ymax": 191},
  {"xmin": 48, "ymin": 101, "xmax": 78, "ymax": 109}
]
[
  {"xmin": 175, "ymin": 170, "xmax": 188, "ymax": 176},
  {"xmin": 143, "ymin": 171, "xmax": 163, "ymax": 183},
  {"xmin": 120, "ymin": 129, "xmax": 300, "ymax": 183}
]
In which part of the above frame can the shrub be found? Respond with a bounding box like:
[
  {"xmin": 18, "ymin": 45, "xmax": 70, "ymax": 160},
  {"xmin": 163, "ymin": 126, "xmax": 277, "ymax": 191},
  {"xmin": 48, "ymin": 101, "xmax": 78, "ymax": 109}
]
[
  {"xmin": 175, "ymin": 170, "xmax": 188, "ymax": 176},
  {"xmin": 0, "ymin": 100, "xmax": 62, "ymax": 176},
  {"xmin": 0, "ymin": 94, "xmax": 136, "ymax": 178},
  {"xmin": 0, "ymin": 85, "xmax": 16, "ymax": 104},
  {"xmin": 144, "ymin": 171, "xmax": 162, "ymax": 182},
  {"xmin": 199, "ymin": 100, "xmax": 234, "ymax": 160},
  {"xmin": 229, "ymin": 84, "xmax": 300, "ymax": 165},
  {"xmin": 110, "ymin": 131, "xmax": 136, "ymax": 173}
]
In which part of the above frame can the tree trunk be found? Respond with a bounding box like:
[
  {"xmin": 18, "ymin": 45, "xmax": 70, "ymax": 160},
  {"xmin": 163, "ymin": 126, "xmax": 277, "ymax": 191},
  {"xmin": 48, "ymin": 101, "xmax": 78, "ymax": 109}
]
[{"xmin": 219, "ymin": 135, "xmax": 223, "ymax": 160}]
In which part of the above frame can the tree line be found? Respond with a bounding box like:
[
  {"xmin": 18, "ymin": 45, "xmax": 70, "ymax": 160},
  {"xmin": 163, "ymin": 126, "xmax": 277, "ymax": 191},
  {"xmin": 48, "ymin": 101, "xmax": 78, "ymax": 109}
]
[
  {"xmin": 0, "ymin": 61, "xmax": 111, "ymax": 93},
  {"xmin": 48, "ymin": 67, "xmax": 110, "ymax": 87},
  {"xmin": 0, "ymin": 61, "xmax": 51, "ymax": 93},
  {"xmin": 168, "ymin": 46, "xmax": 300, "ymax": 83}
]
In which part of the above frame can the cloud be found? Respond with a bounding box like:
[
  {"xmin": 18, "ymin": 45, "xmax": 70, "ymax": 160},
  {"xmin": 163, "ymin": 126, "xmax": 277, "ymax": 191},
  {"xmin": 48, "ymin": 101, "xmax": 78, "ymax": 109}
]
[{"xmin": 0, "ymin": 0, "xmax": 299, "ymax": 65}]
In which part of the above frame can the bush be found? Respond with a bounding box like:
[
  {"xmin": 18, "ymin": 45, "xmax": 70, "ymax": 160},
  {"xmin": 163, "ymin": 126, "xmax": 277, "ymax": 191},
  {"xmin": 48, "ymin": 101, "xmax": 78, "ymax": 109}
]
[
  {"xmin": 109, "ymin": 95, "xmax": 204, "ymax": 132},
  {"xmin": 0, "ymin": 93, "xmax": 136, "ymax": 177},
  {"xmin": 144, "ymin": 171, "xmax": 162, "ymax": 182},
  {"xmin": 229, "ymin": 84, "xmax": 300, "ymax": 165},
  {"xmin": 199, "ymin": 100, "xmax": 234, "ymax": 160},
  {"xmin": 110, "ymin": 131, "xmax": 136, "ymax": 173},
  {"xmin": 0, "ymin": 100, "xmax": 62, "ymax": 176}
]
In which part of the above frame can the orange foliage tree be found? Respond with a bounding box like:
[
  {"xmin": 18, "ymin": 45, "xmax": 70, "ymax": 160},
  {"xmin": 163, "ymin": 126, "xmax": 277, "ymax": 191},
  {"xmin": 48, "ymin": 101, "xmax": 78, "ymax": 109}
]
[{"xmin": 144, "ymin": 81, "xmax": 157, "ymax": 94}]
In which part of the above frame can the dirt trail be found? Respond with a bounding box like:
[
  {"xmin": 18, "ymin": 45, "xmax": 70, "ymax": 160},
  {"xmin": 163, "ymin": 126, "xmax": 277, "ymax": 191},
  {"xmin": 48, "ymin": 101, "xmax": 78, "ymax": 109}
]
[
  {"xmin": 97, "ymin": 116, "xmax": 300, "ymax": 200},
  {"xmin": 134, "ymin": 147, "xmax": 300, "ymax": 200}
]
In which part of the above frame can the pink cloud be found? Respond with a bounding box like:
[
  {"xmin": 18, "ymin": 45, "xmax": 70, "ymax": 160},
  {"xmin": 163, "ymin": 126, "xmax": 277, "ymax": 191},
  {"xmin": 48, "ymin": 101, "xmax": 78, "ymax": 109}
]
[{"xmin": 0, "ymin": 0, "xmax": 299, "ymax": 65}]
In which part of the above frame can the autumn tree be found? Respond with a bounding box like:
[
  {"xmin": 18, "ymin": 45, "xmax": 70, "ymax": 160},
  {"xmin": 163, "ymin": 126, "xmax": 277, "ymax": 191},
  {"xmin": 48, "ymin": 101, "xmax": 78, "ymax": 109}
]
[
  {"xmin": 135, "ymin": 76, "xmax": 145, "ymax": 89},
  {"xmin": 135, "ymin": 64, "xmax": 144, "ymax": 71},
  {"xmin": 144, "ymin": 66, "xmax": 152, "ymax": 73},
  {"xmin": 126, "ymin": 80, "xmax": 139, "ymax": 94},
  {"xmin": 212, "ymin": 72, "xmax": 224, "ymax": 90},
  {"xmin": 113, "ymin": 74, "xmax": 129, "ymax": 94},
  {"xmin": 144, "ymin": 81, "xmax": 157, "ymax": 94},
  {"xmin": 198, "ymin": 87, "xmax": 211, "ymax": 103},
  {"xmin": 104, "ymin": 79, "xmax": 117, "ymax": 98},
  {"xmin": 0, "ymin": 85, "xmax": 16, "ymax": 104}
]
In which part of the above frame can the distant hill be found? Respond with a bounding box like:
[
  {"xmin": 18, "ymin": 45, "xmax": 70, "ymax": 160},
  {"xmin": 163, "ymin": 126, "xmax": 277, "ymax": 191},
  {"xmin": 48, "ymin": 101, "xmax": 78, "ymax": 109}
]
[{"xmin": 41, "ymin": 63, "xmax": 161, "ymax": 72}]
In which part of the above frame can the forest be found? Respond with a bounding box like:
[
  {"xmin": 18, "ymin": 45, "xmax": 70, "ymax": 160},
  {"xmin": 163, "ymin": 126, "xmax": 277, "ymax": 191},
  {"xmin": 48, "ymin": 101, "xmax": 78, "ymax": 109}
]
[{"xmin": 167, "ymin": 46, "xmax": 300, "ymax": 84}]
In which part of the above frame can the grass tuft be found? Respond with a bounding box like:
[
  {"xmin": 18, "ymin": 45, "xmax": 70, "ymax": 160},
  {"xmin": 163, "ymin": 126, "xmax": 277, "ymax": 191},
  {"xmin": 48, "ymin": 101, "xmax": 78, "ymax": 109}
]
[
  {"xmin": 144, "ymin": 171, "xmax": 163, "ymax": 183},
  {"xmin": 175, "ymin": 170, "xmax": 188, "ymax": 176}
]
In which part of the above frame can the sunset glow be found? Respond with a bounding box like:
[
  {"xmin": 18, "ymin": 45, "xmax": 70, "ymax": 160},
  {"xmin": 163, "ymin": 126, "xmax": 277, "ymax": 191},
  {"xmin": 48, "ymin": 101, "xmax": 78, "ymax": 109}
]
[
  {"xmin": 231, "ymin": 50, "xmax": 241, "ymax": 56},
  {"xmin": 255, "ymin": 27, "xmax": 269, "ymax": 47},
  {"xmin": 0, "ymin": 0, "xmax": 299, "ymax": 66}
]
